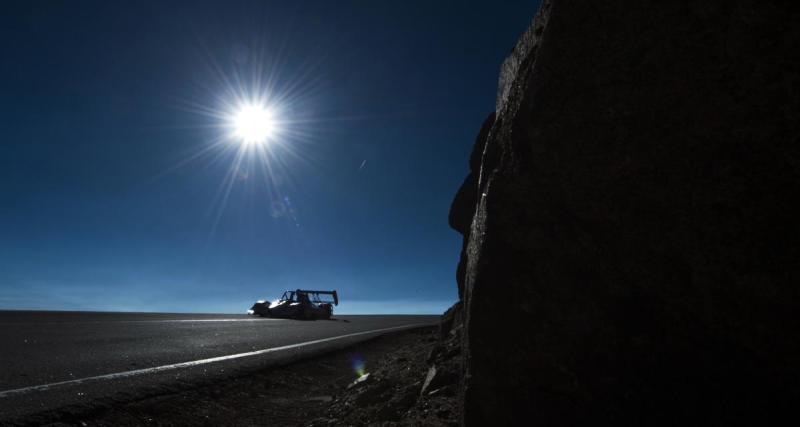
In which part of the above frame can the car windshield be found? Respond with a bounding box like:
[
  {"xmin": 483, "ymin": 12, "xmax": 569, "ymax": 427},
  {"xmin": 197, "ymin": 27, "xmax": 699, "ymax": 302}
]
[{"xmin": 280, "ymin": 291, "xmax": 295, "ymax": 301}]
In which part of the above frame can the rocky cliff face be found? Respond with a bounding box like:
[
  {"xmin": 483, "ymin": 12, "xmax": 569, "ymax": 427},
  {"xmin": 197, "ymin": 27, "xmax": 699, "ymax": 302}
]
[{"xmin": 450, "ymin": 0, "xmax": 800, "ymax": 424}]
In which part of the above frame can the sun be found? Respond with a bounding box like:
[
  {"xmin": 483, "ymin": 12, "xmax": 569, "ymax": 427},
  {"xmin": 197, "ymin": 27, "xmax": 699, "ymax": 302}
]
[{"xmin": 233, "ymin": 104, "xmax": 275, "ymax": 145}]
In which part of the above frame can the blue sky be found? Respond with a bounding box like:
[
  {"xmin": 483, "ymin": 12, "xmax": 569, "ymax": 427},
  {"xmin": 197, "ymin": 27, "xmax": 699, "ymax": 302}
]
[{"xmin": 0, "ymin": 1, "xmax": 538, "ymax": 314}]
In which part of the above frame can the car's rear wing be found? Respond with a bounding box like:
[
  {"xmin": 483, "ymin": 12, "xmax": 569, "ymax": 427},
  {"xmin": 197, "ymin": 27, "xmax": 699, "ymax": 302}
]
[{"xmin": 297, "ymin": 289, "xmax": 338, "ymax": 305}]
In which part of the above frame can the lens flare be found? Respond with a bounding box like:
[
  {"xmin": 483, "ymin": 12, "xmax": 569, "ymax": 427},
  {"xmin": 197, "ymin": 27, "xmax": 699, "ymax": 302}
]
[{"xmin": 351, "ymin": 356, "xmax": 366, "ymax": 377}]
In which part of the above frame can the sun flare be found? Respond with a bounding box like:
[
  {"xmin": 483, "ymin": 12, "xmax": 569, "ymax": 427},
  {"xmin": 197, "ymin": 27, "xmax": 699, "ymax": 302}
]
[{"xmin": 233, "ymin": 105, "xmax": 275, "ymax": 145}]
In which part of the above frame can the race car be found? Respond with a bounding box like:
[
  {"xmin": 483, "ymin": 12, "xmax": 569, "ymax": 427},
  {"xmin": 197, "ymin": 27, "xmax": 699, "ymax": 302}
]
[{"xmin": 248, "ymin": 289, "xmax": 338, "ymax": 320}]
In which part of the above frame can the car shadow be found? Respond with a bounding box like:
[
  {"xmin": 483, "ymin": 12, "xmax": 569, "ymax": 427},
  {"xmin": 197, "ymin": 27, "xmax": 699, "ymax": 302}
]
[{"xmin": 253, "ymin": 316, "xmax": 349, "ymax": 322}]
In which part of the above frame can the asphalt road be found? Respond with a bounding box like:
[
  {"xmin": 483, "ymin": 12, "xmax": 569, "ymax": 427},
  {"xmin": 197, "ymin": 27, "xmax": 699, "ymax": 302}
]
[{"xmin": 0, "ymin": 311, "xmax": 437, "ymax": 421}]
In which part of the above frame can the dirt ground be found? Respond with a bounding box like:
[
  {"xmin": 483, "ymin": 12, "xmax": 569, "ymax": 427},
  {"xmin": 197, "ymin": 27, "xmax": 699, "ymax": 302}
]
[{"xmin": 19, "ymin": 325, "xmax": 461, "ymax": 426}]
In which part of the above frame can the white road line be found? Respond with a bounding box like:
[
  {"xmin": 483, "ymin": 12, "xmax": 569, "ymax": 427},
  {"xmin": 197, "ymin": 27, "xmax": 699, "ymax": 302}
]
[
  {"xmin": 0, "ymin": 318, "xmax": 283, "ymax": 326},
  {"xmin": 126, "ymin": 318, "xmax": 281, "ymax": 323},
  {"xmin": 0, "ymin": 323, "xmax": 430, "ymax": 399}
]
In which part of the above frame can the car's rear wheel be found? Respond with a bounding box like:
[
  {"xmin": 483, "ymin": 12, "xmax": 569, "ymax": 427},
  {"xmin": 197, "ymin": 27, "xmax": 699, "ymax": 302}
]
[{"xmin": 321, "ymin": 305, "xmax": 332, "ymax": 320}]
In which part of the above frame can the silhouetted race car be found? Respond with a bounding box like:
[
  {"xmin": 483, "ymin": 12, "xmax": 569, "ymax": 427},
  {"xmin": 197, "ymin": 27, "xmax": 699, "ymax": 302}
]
[{"xmin": 248, "ymin": 289, "xmax": 338, "ymax": 320}]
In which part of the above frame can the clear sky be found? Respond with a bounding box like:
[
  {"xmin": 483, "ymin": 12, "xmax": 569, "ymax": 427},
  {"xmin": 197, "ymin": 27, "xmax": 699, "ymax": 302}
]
[{"xmin": 0, "ymin": 1, "xmax": 539, "ymax": 314}]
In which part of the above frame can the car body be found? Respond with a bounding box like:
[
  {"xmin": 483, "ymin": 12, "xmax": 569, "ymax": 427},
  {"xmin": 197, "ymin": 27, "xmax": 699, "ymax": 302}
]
[
  {"xmin": 248, "ymin": 300, "xmax": 271, "ymax": 317},
  {"xmin": 248, "ymin": 289, "xmax": 338, "ymax": 320}
]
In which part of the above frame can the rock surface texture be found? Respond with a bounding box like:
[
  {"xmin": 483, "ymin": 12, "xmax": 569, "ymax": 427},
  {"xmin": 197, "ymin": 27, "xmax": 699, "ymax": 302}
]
[{"xmin": 450, "ymin": 0, "xmax": 800, "ymax": 425}]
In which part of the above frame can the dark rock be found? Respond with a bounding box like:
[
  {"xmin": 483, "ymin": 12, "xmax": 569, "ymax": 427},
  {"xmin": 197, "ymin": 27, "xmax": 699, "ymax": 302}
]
[
  {"xmin": 347, "ymin": 373, "xmax": 371, "ymax": 390},
  {"xmin": 450, "ymin": 0, "xmax": 800, "ymax": 425},
  {"xmin": 438, "ymin": 301, "xmax": 462, "ymax": 340},
  {"xmin": 375, "ymin": 404, "xmax": 401, "ymax": 422},
  {"xmin": 438, "ymin": 385, "xmax": 455, "ymax": 397},
  {"xmin": 449, "ymin": 114, "xmax": 495, "ymax": 300},
  {"xmin": 420, "ymin": 366, "xmax": 438, "ymax": 396},
  {"xmin": 391, "ymin": 388, "xmax": 418, "ymax": 410},
  {"xmin": 354, "ymin": 380, "xmax": 391, "ymax": 406},
  {"xmin": 427, "ymin": 388, "xmax": 442, "ymax": 397},
  {"xmin": 440, "ymin": 345, "xmax": 460, "ymax": 362},
  {"xmin": 420, "ymin": 364, "xmax": 460, "ymax": 398},
  {"xmin": 426, "ymin": 344, "xmax": 443, "ymax": 364},
  {"xmin": 307, "ymin": 417, "xmax": 332, "ymax": 426}
]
